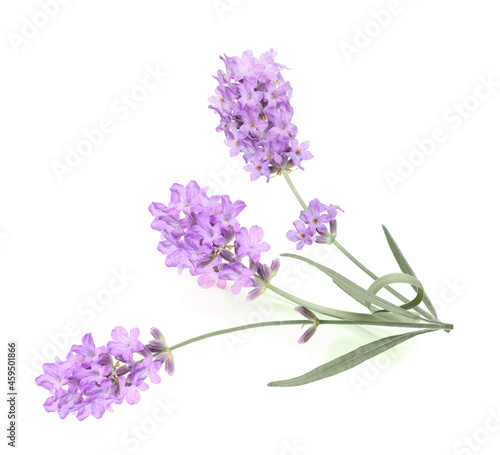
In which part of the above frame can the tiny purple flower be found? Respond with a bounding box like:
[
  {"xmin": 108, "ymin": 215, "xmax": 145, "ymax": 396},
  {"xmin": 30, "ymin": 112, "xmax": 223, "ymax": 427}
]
[
  {"xmin": 286, "ymin": 139, "xmax": 313, "ymax": 169},
  {"xmin": 218, "ymin": 263, "xmax": 254, "ymax": 294},
  {"xmin": 129, "ymin": 356, "xmax": 162, "ymax": 386},
  {"xmin": 286, "ymin": 220, "xmax": 315, "ymax": 250},
  {"xmin": 288, "ymin": 199, "xmax": 343, "ymax": 249},
  {"xmin": 238, "ymin": 105, "xmax": 268, "ymax": 138},
  {"xmin": 123, "ymin": 381, "xmax": 149, "ymax": 405},
  {"xmin": 243, "ymin": 156, "xmax": 271, "ymax": 182},
  {"xmin": 107, "ymin": 327, "xmax": 145, "ymax": 362},
  {"xmin": 236, "ymin": 226, "xmax": 270, "ymax": 263}
]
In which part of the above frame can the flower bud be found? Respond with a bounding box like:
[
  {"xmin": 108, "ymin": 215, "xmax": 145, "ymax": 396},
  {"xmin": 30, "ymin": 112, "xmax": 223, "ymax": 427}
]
[
  {"xmin": 248, "ymin": 258, "xmax": 258, "ymax": 272},
  {"xmin": 298, "ymin": 325, "xmax": 317, "ymax": 344},
  {"xmin": 116, "ymin": 364, "xmax": 132, "ymax": 376},
  {"xmin": 147, "ymin": 340, "xmax": 167, "ymax": 353},
  {"xmin": 295, "ymin": 306, "xmax": 318, "ymax": 321},
  {"xmin": 165, "ymin": 351, "xmax": 175, "ymax": 376},
  {"xmin": 247, "ymin": 278, "xmax": 266, "ymax": 301},
  {"xmin": 138, "ymin": 345, "xmax": 152, "ymax": 357},
  {"xmin": 99, "ymin": 353, "xmax": 113, "ymax": 366},
  {"xmin": 247, "ymin": 287, "xmax": 266, "ymax": 300},
  {"xmin": 270, "ymin": 259, "xmax": 280, "ymax": 278},
  {"xmin": 257, "ymin": 263, "xmax": 271, "ymax": 282},
  {"xmin": 150, "ymin": 327, "xmax": 165, "ymax": 343},
  {"xmin": 220, "ymin": 249, "xmax": 235, "ymax": 263},
  {"xmin": 329, "ymin": 219, "xmax": 337, "ymax": 237},
  {"xmin": 154, "ymin": 352, "xmax": 168, "ymax": 364},
  {"xmin": 222, "ymin": 230, "xmax": 235, "ymax": 244},
  {"xmin": 199, "ymin": 254, "xmax": 218, "ymax": 268}
]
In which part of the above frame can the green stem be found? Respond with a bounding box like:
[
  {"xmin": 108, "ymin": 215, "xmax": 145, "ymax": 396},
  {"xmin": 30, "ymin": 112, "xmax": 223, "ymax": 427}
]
[
  {"xmin": 333, "ymin": 240, "xmax": 436, "ymax": 321},
  {"xmin": 168, "ymin": 319, "xmax": 451, "ymax": 352},
  {"xmin": 333, "ymin": 240, "xmax": 378, "ymax": 281},
  {"xmin": 282, "ymin": 171, "xmax": 308, "ymax": 210},
  {"xmin": 266, "ymin": 283, "xmax": 422, "ymax": 324},
  {"xmin": 266, "ymin": 282, "xmax": 376, "ymax": 321}
]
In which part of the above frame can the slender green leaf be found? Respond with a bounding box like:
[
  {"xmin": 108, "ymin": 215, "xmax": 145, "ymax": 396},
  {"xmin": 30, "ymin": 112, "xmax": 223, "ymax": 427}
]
[
  {"xmin": 281, "ymin": 253, "xmax": 422, "ymax": 321},
  {"xmin": 382, "ymin": 225, "xmax": 438, "ymax": 318},
  {"xmin": 368, "ymin": 273, "xmax": 424, "ymax": 312},
  {"xmin": 268, "ymin": 329, "xmax": 434, "ymax": 387}
]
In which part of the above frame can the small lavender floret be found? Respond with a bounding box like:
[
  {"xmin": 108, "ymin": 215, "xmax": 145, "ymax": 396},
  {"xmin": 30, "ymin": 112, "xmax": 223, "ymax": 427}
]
[{"xmin": 287, "ymin": 199, "xmax": 343, "ymax": 250}]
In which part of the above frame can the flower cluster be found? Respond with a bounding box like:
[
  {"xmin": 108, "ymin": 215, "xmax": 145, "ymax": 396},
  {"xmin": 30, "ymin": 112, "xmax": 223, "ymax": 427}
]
[
  {"xmin": 209, "ymin": 49, "xmax": 313, "ymax": 182},
  {"xmin": 287, "ymin": 199, "xmax": 342, "ymax": 250},
  {"xmin": 149, "ymin": 180, "xmax": 277, "ymax": 297},
  {"xmin": 35, "ymin": 327, "xmax": 173, "ymax": 420}
]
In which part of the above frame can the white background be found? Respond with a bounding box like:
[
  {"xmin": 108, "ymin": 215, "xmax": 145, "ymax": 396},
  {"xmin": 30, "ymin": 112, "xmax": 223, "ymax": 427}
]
[{"xmin": 1, "ymin": 1, "xmax": 499, "ymax": 454}]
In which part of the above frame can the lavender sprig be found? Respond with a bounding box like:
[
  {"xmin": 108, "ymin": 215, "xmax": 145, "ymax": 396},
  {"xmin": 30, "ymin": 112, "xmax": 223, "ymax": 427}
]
[
  {"xmin": 209, "ymin": 49, "xmax": 313, "ymax": 182},
  {"xmin": 287, "ymin": 198, "xmax": 343, "ymax": 250},
  {"xmin": 35, "ymin": 328, "xmax": 173, "ymax": 420},
  {"xmin": 149, "ymin": 180, "xmax": 278, "ymax": 298}
]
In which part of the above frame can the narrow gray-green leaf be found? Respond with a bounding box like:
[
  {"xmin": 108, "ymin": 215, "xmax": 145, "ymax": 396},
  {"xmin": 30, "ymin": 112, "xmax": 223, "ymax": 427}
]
[
  {"xmin": 382, "ymin": 225, "xmax": 438, "ymax": 318},
  {"xmin": 281, "ymin": 253, "xmax": 422, "ymax": 321},
  {"xmin": 268, "ymin": 329, "xmax": 434, "ymax": 387},
  {"xmin": 368, "ymin": 273, "xmax": 424, "ymax": 312}
]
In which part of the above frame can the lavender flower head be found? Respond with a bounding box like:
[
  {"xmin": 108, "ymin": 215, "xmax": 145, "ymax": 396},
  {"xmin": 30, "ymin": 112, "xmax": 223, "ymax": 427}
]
[
  {"xmin": 287, "ymin": 199, "xmax": 343, "ymax": 250},
  {"xmin": 149, "ymin": 181, "xmax": 278, "ymax": 297},
  {"xmin": 209, "ymin": 49, "xmax": 313, "ymax": 182},
  {"xmin": 35, "ymin": 327, "xmax": 172, "ymax": 420}
]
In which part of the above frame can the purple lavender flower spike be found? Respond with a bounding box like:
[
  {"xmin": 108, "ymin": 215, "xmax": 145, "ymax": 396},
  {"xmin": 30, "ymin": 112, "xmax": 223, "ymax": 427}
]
[
  {"xmin": 209, "ymin": 49, "xmax": 313, "ymax": 181},
  {"xmin": 36, "ymin": 327, "xmax": 173, "ymax": 420},
  {"xmin": 150, "ymin": 181, "xmax": 276, "ymax": 295}
]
